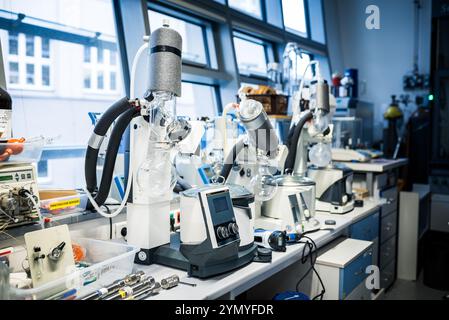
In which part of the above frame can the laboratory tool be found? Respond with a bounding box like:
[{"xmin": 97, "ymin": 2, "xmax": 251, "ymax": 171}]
[
  {"xmin": 0, "ymin": 164, "xmax": 41, "ymax": 229},
  {"xmin": 253, "ymin": 247, "xmax": 272, "ymax": 263},
  {"xmin": 160, "ymin": 274, "xmax": 196, "ymax": 289},
  {"xmin": 260, "ymin": 62, "xmax": 332, "ymax": 231},
  {"xmin": 133, "ymin": 282, "xmax": 162, "ymax": 300},
  {"xmin": 260, "ymin": 174, "xmax": 317, "ymax": 233},
  {"xmin": 308, "ymin": 164, "xmax": 355, "ymax": 214},
  {"xmin": 83, "ymin": 22, "xmax": 194, "ymax": 268},
  {"xmin": 24, "ymin": 225, "xmax": 74, "ymax": 288},
  {"xmin": 104, "ymin": 276, "xmax": 158, "ymax": 300},
  {"xmin": 254, "ymin": 229, "xmax": 287, "ymax": 252},
  {"xmin": 175, "ymin": 120, "xmax": 208, "ymax": 187},
  {"xmin": 47, "ymin": 242, "xmax": 66, "ymax": 262},
  {"xmin": 80, "ymin": 271, "xmax": 146, "ymax": 300},
  {"xmin": 169, "ymin": 185, "xmax": 256, "ymax": 278},
  {"xmin": 224, "ymin": 94, "xmax": 287, "ymax": 202}
]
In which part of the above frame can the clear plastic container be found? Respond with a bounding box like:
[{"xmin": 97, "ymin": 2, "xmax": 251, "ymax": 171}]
[
  {"xmin": 40, "ymin": 193, "xmax": 88, "ymax": 216},
  {"xmin": 8, "ymin": 238, "xmax": 138, "ymax": 300},
  {"xmin": 0, "ymin": 137, "xmax": 44, "ymax": 163}
]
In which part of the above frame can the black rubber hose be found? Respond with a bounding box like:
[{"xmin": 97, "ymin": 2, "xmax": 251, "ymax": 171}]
[
  {"xmin": 283, "ymin": 111, "xmax": 313, "ymax": 174},
  {"xmin": 221, "ymin": 138, "xmax": 246, "ymax": 180},
  {"xmin": 88, "ymin": 108, "xmax": 140, "ymax": 210},
  {"xmin": 284, "ymin": 125, "xmax": 297, "ymax": 157},
  {"xmin": 85, "ymin": 97, "xmax": 132, "ymax": 193}
]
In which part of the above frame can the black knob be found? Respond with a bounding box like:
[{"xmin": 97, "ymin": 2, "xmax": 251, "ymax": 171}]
[
  {"xmin": 228, "ymin": 222, "xmax": 239, "ymax": 235},
  {"xmin": 216, "ymin": 226, "xmax": 229, "ymax": 239},
  {"xmin": 121, "ymin": 227, "xmax": 127, "ymax": 237}
]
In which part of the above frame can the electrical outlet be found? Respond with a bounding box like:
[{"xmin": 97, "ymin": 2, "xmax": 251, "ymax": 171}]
[{"xmin": 114, "ymin": 221, "xmax": 127, "ymax": 240}]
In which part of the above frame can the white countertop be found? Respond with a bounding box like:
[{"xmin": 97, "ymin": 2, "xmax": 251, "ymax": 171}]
[
  {"xmin": 139, "ymin": 200, "xmax": 380, "ymax": 300},
  {"xmin": 334, "ymin": 158, "xmax": 408, "ymax": 173},
  {"xmin": 316, "ymin": 238, "xmax": 373, "ymax": 268}
]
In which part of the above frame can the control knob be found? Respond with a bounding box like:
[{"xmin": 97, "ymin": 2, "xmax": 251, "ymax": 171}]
[
  {"xmin": 228, "ymin": 222, "xmax": 239, "ymax": 235},
  {"xmin": 216, "ymin": 226, "xmax": 229, "ymax": 239}
]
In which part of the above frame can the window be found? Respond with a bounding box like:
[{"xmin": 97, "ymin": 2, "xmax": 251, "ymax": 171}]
[
  {"xmin": 42, "ymin": 65, "xmax": 50, "ymax": 86},
  {"xmin": 83, "ymin": 46, "xmax": 119, "ymax": 93},
  {"xmin": 8, "ymin": 32, "xmax": 18, "ymax": 55},
  {"xmin": 25, "ymin": 34, "xmax": 34, "ymax": 56},
  {"xmin": 228, "ymin": 0, "xmax": 263, "ymax": 19},
  {"xmin": 308, "ymin": 0, "xmax": 325, "ymax": 44},
  {"xmin": 282, "ymin": 0, "xmax": 307, "ymax": 35},
  {"xmin": 177, "ymin": 82, "xmax": 218, "ymax": 120},
  {"xmin": 5, "ymin": 32, "xmax": 52, "ymax": 89},
  {"xmin": 110, "ymin": 71, "xmax": 116, "ymax": 91},
  {"xmin": 97, "ymin": 47, "xmax": 104, "ymax": 64},
  {"xmin": 110, "ymin": 50, "xmax": 116, "ymax": 66},
  {"xmin": 42, "ymin": 38, "xmax": 50, "ymax": 58},
  {"xmin": 0, "ymin": 0, "xmax": 124, "ymax": 190},
  {"xmin": 9, "ymin": 62, "xmax": 19, "ymax": 84},
  {"xmin": 97, "ymin": 71, "xmax": 104, "ymax": 90},
  {"xmin": 148, "ymin": 9, "xmax": 208, "ymax": 66},
  {"xmin": 84, "ymin": 72, "xmax": 91, "ymax": 89},
  {"xmin": 26, "ymin": 64, "xmax": 34, "ymax": 84},
  {"xmin": 233, "ymin": 33, "xmax": 268, "ymax": 76},
  {"xmin": 84, "ymin": 46, "xmax": 91, "ymax": 63}
]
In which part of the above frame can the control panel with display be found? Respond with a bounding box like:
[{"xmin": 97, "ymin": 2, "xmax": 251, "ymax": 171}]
[
  {"xmin": 0, "ymin": 164, "xmax": 41, "ymax": 230},
  {"xmin": 199, "ymin": 187, "xmax": 240, "ymax": 248}
]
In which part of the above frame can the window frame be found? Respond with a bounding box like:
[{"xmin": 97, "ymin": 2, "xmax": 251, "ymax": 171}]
[
  {"xmin": 82, "ymin": 46, "xmax": 120, "ymax": 95},
  {"xmin": 6, "ymin": 32, "xmax": 53, "ymax": 91},
  {"xmin": 148, "ymin": 2, "xmax": 217, "ymax": 69},
  {"xmin": 232, "ymin": 30, "xmax": 273, "ymax": 80},
  {"xmin": 228, "ymin": 0, "xmax": 265, "ymax": 21},
  {"xmin": 280, "ymin": 0, "xmax": 309, "ymax": 38}
]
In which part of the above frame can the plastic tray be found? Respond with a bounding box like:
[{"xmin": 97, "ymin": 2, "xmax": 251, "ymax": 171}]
[
  {"xmin": 0, "ymin": 137, "xmax": 44, "ymax": 163},
  {"xmin": 7, "ymin": 238, "xmax": 138, "ymax": 300},
  {"xmin": 40, "ymin": 194, "xmax": 88, "ymax": 216}
]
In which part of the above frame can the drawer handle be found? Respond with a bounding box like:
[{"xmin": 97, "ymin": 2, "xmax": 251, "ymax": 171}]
[{"xmin": 355, "ymin": 268, "xmax": 364, "ymax": 276}]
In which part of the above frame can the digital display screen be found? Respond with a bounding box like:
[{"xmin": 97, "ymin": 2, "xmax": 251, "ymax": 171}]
[
  {"xmin": 213, "ymin": 196, "xmax": 229, "ymax": 213},
  {"xmin": 0, "ymin": 175, "xmax": 13, "ymax": 182}
]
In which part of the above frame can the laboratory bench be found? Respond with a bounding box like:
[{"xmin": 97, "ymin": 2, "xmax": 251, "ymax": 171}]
[
  {"xmin": 135, "ymin": 200, "xmax": 381, "ymax": 300},
  {"xmin": 1, "ymin": 199, "xmax": 387, "ymax": 300}
]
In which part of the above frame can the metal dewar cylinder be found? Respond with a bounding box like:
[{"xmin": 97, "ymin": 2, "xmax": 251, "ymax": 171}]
[
  {"xmin": 239, "ymin": 100, "xmax": 279, "ymax": 158},
  {"xmin": 315, "ymin": 81, "xmax": 330, "ymax": 112},
  {"xmin": 148, "ymin": 23, "xmax": 182, "ymax": 97}
]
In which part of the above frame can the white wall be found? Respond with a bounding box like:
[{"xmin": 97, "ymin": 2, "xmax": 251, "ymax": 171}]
[{"xmin": 324, "ymin": 0, "xmax": 432, "ymax": 141}]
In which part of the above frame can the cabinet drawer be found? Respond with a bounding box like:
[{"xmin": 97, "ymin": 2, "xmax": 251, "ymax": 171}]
[
  {"xmin": 345, "ymin": 280, "xmax": 372, "ymax": 300},
  {"xmin": 349, "ymin": 212, "xmax": 380, "ymax": 241},
  {"xmin": 380, "ymin": 260, "xmax": 396, "ymax": 290},
  {"xmin": 380, "ymin": 211, "xmax": 397, "ymax": 243},
  {"xmin": 381, "ymin": 200, "xmax": 398, "ymax": 217},
  {"xmin": 340, "ymin": 246, "xmax": 374, "ymax": 299},
  {"xmin": 379, "ymin": 236, "xmax": 396, "ymax": 269},
  {"xmin": 380, "ymin": 186, "xmax": 398, "ymax": 217}
]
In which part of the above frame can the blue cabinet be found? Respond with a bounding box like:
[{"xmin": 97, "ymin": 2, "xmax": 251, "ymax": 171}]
[
  {"xmin": 349, "ymin": 211, "xmax": 380, "ymax": 241},
  {"xmin": 313, "ymin": 239, "xmax": 374, "ymax": 300},
  {"xmin": 340, "ymin": 246, "xmax": 374, "ymax": 299}
]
